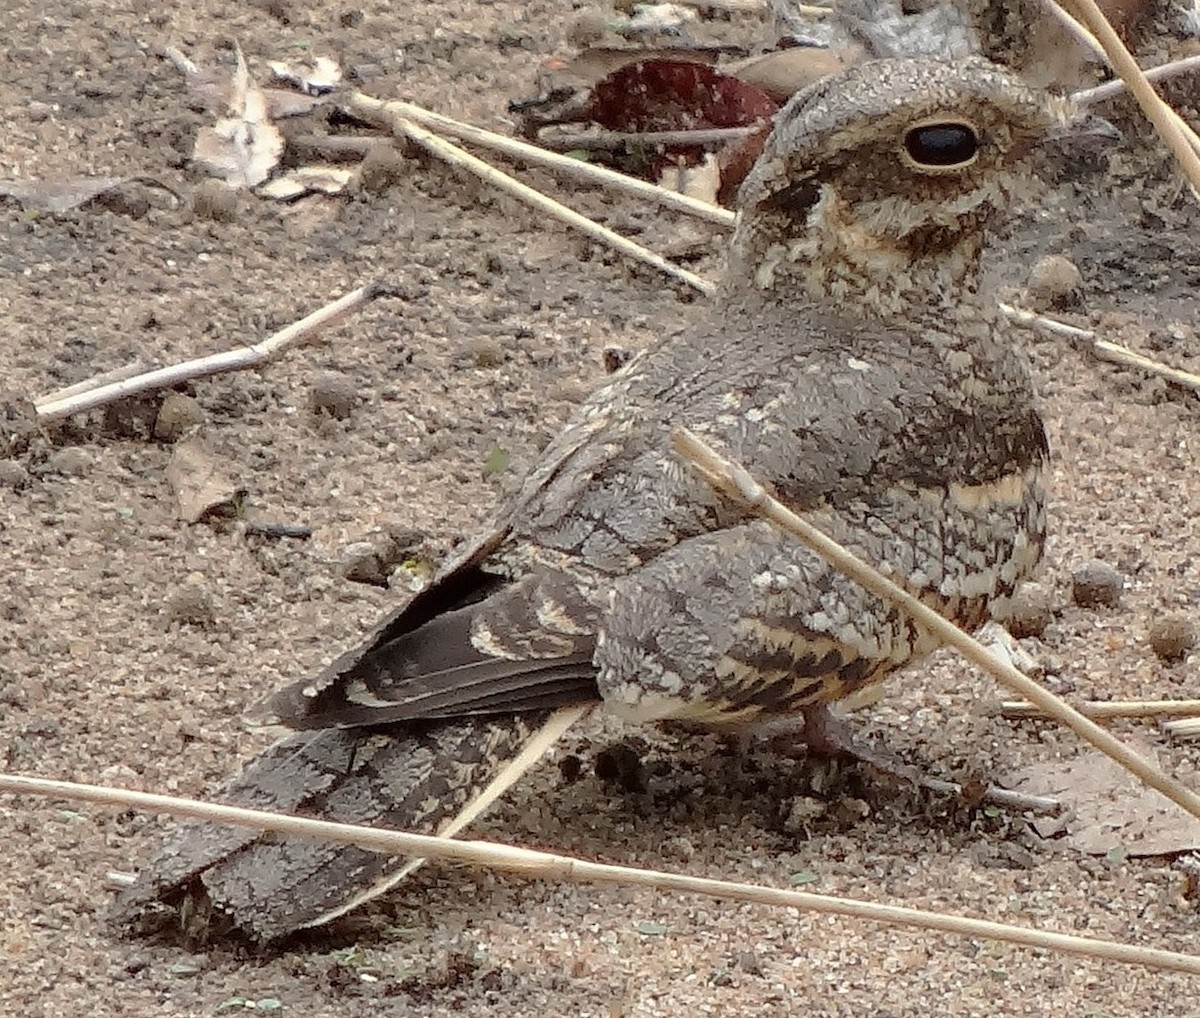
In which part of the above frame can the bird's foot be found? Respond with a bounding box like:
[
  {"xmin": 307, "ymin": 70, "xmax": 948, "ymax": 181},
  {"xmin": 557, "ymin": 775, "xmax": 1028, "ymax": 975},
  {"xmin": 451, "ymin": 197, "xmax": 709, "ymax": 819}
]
[
  {"xmin": 763, "ymin": 707, "xmax": 1059, "ymax": 814},
  {"xmin": 765, "ymin": 705, "xmax": 925, "ymax": 786}
]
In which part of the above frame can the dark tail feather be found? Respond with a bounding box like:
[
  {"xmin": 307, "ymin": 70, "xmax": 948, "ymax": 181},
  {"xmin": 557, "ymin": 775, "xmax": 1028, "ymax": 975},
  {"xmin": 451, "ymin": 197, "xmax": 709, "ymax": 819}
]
[{"xmin": 111, "ymin": 707, "xmax": 590, "ymax": 943}]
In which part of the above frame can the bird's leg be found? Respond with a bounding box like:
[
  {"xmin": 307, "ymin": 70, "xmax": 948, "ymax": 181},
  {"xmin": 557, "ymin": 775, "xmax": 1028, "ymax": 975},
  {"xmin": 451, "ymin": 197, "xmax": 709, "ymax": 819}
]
[
  {"xmin": 762, "ymin": 707, "xmax": 1060, "ymax": 814},
  {"xmin": 773, "ymin": 704, "xmax": 926, "ymax": 786}
]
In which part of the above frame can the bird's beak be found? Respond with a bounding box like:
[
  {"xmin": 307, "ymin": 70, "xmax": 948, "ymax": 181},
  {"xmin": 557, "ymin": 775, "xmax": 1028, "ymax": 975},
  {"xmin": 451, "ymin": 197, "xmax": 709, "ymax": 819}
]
[{"xmin": 1052, "ymin": 107, "xmax": 1122, "ymax": 150}]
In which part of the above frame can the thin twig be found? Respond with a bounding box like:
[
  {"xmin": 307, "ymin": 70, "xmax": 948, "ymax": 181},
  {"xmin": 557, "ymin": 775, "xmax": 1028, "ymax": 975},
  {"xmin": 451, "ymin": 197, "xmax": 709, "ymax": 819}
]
[
  {"xmin": 1073, "ymin": 54, "xmax": 1200, "ymax": 106},
  {"xmin": 347, "ymin": 94, "xmax": 736, "ymax": 229},
  {"xmin": 34, "ymin": 283, "xmax": 392, "ymax": 422},
  {"xmin": 999, "ymin": 303, "xmax": 1200, "ymax": 395},
  {"xmin": 677, "ymin": 0, "xmax": 831, "ymax": 12},
  {"xmin": 920, "ymin": 778, "xmax": 1060, "ymax": 813},
  {"xmin": 537, "ymin": 126, "xmax": 759, "ymax": 153},
  {"xmin": 162, "ymin": 45, "xmax": 199, "ymax": 77},
  {"xmin": 998, "ymin": 302, "xmax": 1095, "ymax": 342},
  {"xmin": 1040, "ymin": 0, "xmax": 1106, "ymax": 54},
  {"xmin": 242, "ymin": 521, "xmax": 314, "ymax": 539},
  {"xmin": 1163, "ymin": 718, "xmax": 1200, "ymax": 739},
  {"xmin": 38, "ymin": 359, "xmax": 149, "ymax": 405},
  {"xmin": 1, "ymin": 773, "xmax": 1197, "ymax": 975},
  {"xmin": 370, "ymin": 110, "xmax": 715, "ymax": 297},
  {"xmin": 670, "ymin": 427, "xmax": 1200, "ymax": 825},
  {"xmin": 1003, "ymin": 699, "xmax": 1200, "ymax": 720}
]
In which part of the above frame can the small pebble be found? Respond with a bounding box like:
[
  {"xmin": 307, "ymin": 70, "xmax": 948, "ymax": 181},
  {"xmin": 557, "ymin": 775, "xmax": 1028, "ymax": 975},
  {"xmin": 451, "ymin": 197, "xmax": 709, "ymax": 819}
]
[
  {"xmin": 594, "ymin": 743, "xmax": 646, "ymax": 792},
  {"xmin": 1004, "ymin": 581, "xmax": 1055, "ymax": 638},
  {"xmin": 1071, "ymin": 559, "xmax": 1123, "ymax": 608},
  {"xmin": 0, "ymin": 459, "xmax": 31, "ymax": 489},
  {"xmin": 192, "ymin": 179, "xmax": 238, "ymax": 223},
  {"xmin": 42, "ymin": 447, "xmax": 92, "ymax": 477},
  {"xmin": 1148, "ymin": 614, "xmax": 1195, "ymax": 662},
  {"xmin": 735, "ymin": 950, "xmax": 764, "ymax": 977},
  {"xmin": 469, "ymin": 337, "xmax": 505, "ymax": 368},
  {"xmin": 165, "ymin": 582, "xmax": 215, "ymax": 626},
  {"xmin": 339, "ymin": 541, "xmax": 389, "ymax": 586},
  {"xmin": 1026, "ymin": 254, "xmax": 1083, "ymax": 312},
  {"xmin": 354, "ymin": 143, "xmax": 412, "ymax": 195},
  {"xmin": 348, "ymin": 62, "xmax": 383, "ymax": 81},
  {"xmin": 603, "ymin": 346, "xmax": 634, "ymax": 373},
  {"xmin": 558, "ymin": 754, "xmax": 583, "ymax": 782},
  {"xmin": 309, "ymin": 372, "xmax": 358, "ymax": 420},
  {"xmin": 568, "ymin": 11, "xmax": 610, "ymax": 47},
  {"xmin": 781, "ymin": 795, "xmax": 828, "ymax": 834},
  {"xmin": 154, "ymin": 393, "xmax": 205, "ymax": 442}
]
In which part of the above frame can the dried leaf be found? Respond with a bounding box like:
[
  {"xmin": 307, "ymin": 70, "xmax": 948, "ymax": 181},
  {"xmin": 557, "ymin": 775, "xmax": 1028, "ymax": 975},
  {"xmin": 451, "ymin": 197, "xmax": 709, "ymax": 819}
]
[
  {"xmin": 180, "ymin": 70, "xmax": 328, "ymax": 118},
  {"xmin": 165, "ymin": 438, "xmax": 244, "ymax": 523},
  {"xmin": 515, "ymin": 47, "xmax": 732, "ymax": 134},
  {"xmin": 257, "ymin": 164, "xmax": 353, "ymax": 200},
  {"xmin": 621, "ymin": 3, "xmax": 698, "ymax": 35},
  {"xmin": 192, "ymin": 46, "xmax": 284, "ymax": 189},
  {"xmin": 1003, "ymin": 738, "xmax": 1200, "ymax": 856},
  {"xmin": 725, "ymin": 45, "xmax": 865, "ymax": 103},
  {"xmin": 267, "ymin": 56, "xmax": 342, "ymax": 95},
  {"xmin": 633, "ymin": 919, "xmax": 668, "ymax": 936}
]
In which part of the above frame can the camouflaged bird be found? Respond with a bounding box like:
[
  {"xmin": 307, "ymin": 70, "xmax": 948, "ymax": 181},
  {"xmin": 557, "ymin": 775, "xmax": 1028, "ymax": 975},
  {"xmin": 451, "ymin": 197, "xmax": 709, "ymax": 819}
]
[{"xmin": 116, "ymin": 56, "xmax": 1084, "ymax": 942}]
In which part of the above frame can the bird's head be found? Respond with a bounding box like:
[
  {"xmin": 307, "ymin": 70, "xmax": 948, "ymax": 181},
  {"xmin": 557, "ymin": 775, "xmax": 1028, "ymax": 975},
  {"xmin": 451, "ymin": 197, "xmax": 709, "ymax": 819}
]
[{"xmin": 726, "ymin": 57, "xmax": 1108, "ymax": 315}]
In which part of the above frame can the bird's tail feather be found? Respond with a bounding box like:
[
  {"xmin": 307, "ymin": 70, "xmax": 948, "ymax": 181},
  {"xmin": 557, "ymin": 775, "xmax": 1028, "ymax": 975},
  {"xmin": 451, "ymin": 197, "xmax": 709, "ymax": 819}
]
[{"xmin": 111, "ymin": 705, "xmax": 591, "ymax": 943}]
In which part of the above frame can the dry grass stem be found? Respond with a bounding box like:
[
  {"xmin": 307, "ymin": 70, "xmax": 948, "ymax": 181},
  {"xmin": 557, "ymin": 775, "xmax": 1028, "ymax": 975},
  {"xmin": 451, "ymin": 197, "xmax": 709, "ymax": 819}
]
[
  {"xmin": 998, "ymin": 302, "xmax": 1095, "ymax": 341},
  {"xmin": 2, "ymin": 772, "xmax": 1197, "ymax": 974},
  {"xmin": 670, "ymin": 427, "xmax": 1200, "ymax": 823},
  {"xmin": 1041, "ymin": 0, "xmax": 1107, "ymax": 53},
  {"xmin": 920, "ymin": 778, "xmax": 1060, "ymax": 812},
  {"xmin": 673, "ymin": 0, "xmax": 770, "ymax": 11},
  {"xmin": 162, "ymin": 45, "xmax": 199, "ymax": 77},
  {"xmin": 1163, "ymin": 718, "xmax": 1200, "ymax": 738},
  {"xmin": 1044, "ymin": 0, "xmax": 1200, "ymax": 189},
  {"xmin": 38, "ymin": 359, "xmax": 149, "ymax": 405},
  {"xmin": 999, "ymin": 303, "xmax": 1200, "ymax": 394},
  {"xmin": 381, "ymin": 111, "xmax": 715, "ymax": 296},
  {"xmin": 347, "ymin": 94, "xmax": 736, "ymax": 228},
  {"xmin": 1003, "ymin": 699, "xmax": 1200, "ymax": 720},
  {"xmin": 34, "ymin": 283, "xmax": 391, "ymax": 422},
  {"xmin": 1074, "ymin": 53, "xmax": 1200, "ymax": 105},
  {"xmin": 537, "ymin": 126, "xmax": 758, "ymax": 152}
]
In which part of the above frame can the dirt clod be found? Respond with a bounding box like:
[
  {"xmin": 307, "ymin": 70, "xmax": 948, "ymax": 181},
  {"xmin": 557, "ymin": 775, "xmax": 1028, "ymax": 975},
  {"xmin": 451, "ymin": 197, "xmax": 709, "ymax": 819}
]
[
  {"xmin": 1004, "ymin": 580, "xmax": 1055, "ymax": 637},
  {"xmin": 1071, "ymin": 559, "xmax": 1124, "ymax": 608},
  {"xmin": 0, "ymin": 458, "xmax": 31, "ymax": 489},
  {"xmin": 1147, "ymin": 614, "xmax": 1196, "ymax": 662},
  {"xmin": 339, "ymin": 541, "xmax": 390, "ymax": 586},
  {"xmin": 191, "ymin": 179, "xmax": 238, "ymax": 223},
  {"xmin": 309, "ymin": 372, "xmax": 359, "ymax": 420},
  {"xmin": 1026, "ymin": 254, "xmax": 1083, "ymax": 312},
  {"xmin": 603, "ymin": 345, "xmax": 634, "ymax": 373},
  {"xmin": 40, "ymin": 446, "xmax": 92, "ymax": 477},
  {"xmin": 353, "ymin": 143, "xmax": 413, "ymax": 196},
  {"xmin": 469, "ymin": 337, "xmax": 506, "ymax": 368},
  {"xmin": 154, "ymin": 393, "xmax": 205, "ymax": 442},
  {"xmin": 164, "ymin": 580, "xmax": 216, "ymax": 626},
  {"xmin": 594, "ymin": 742, "xmax": 646, "ymax": 792}
]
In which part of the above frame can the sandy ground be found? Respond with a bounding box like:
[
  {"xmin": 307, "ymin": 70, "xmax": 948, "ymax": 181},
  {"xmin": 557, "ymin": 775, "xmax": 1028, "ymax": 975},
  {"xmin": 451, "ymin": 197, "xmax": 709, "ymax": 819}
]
[{"xmin": 3, "ymin": 1, "xmax": 1200, "ymax": 1015}]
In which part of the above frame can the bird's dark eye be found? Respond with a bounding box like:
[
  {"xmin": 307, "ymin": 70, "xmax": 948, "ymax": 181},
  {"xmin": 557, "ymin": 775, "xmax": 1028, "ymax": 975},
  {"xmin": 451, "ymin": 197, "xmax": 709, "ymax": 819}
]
[{"xmin": 903, "ymin": 123, "xmax": 979, "ymax": 168}]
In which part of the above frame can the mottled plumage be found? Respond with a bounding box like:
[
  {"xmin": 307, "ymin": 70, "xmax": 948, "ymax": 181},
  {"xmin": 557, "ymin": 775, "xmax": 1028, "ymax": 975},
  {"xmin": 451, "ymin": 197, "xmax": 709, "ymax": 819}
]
[{"xmin": 116, "ymin": 56, "xmax": 1083, "ymax": 941}]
